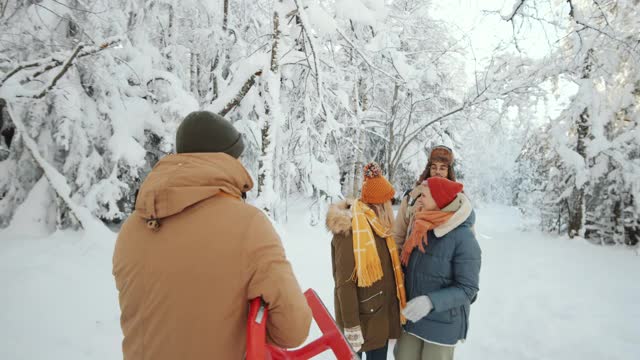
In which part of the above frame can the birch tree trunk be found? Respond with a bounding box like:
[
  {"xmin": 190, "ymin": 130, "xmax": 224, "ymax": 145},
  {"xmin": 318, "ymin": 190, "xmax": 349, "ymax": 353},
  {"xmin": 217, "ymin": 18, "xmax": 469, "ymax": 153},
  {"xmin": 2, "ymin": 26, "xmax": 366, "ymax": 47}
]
[
  {"xmin": 257, "ymin": 2, "xmax": 283, "ymax": 216},
  {"xmin": 351, "ymin": 77, "xmax": 368, "ymax": 197},
  {"xmin": 386, "ymin": 82, "xmax": 400, "ymax": 183}
]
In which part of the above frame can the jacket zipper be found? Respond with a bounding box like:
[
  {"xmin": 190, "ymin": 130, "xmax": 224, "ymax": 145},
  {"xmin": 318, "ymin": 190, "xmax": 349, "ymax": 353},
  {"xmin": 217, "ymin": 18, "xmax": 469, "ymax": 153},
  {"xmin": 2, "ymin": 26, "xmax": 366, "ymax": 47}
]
[
  {"xmin": 360, "ymin": 291, "xmax": 383, "ymax": 303},
  {"xmin": 460, "ymin": 306, "xmax": 467, "ymax": 339},
  {"xmin": 409, "ymin": 248, "xmax": 419, "ymax": 299}
]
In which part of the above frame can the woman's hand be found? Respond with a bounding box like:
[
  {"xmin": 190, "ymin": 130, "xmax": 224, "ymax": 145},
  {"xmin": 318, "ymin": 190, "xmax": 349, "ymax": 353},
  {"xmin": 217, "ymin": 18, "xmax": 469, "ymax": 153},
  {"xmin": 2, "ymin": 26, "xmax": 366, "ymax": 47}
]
[
  {"xmin": 414, "ymin": 199, "xmax": 424, "ymax": 213},
  {"xmin": 344, "ymin": 326, "xmax": 364, "ymax": 352},
  {"xmin": 402, "ymin": 295, "xmax": 433, "ymax": 322}
]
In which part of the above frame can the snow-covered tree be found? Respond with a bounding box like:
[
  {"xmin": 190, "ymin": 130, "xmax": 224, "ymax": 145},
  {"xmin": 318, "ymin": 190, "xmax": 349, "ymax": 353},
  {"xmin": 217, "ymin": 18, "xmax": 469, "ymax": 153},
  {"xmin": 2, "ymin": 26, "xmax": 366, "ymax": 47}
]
[{"xmin": 508, "ymin": 0, "xmax": 640, "ymax": 245}]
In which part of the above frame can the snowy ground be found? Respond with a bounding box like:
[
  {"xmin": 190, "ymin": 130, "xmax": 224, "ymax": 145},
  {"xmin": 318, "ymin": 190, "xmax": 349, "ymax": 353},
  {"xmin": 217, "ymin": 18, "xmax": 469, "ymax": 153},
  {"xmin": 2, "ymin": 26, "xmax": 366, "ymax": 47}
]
[{"xmin": 1, "ymin": 201, "xmax": 639, "ymax": 359}]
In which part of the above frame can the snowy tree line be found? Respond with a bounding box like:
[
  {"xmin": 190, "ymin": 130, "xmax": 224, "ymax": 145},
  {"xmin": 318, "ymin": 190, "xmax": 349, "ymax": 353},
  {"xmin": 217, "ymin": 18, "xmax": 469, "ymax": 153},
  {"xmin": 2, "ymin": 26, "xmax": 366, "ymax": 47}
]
[
  {"xmin": 508, "ymin": 0, "xmax": 639, "ymax": 246},
  {"xmin": 0, "ymin": 0, "xmax": 637, "ymax": 246}
]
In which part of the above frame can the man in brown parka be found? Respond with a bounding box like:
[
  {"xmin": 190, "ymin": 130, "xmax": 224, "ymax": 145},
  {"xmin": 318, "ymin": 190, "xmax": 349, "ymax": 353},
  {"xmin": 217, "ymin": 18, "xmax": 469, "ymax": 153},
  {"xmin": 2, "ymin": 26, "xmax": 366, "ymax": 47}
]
[{"xmin": 113, "ymin": 111, "xmax": 312, "ymax": 360}]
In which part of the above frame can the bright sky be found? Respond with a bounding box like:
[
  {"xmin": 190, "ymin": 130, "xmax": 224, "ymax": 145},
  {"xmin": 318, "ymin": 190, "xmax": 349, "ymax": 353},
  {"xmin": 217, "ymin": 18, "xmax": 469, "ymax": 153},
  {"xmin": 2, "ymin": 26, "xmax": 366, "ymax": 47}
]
[
  {"xmin": 431, "ymin": 0, "xmax": 574, "ymax": 125},
  {"xmin": 432, "ymin": 0, "xmax": 561, "ymax": 77}
]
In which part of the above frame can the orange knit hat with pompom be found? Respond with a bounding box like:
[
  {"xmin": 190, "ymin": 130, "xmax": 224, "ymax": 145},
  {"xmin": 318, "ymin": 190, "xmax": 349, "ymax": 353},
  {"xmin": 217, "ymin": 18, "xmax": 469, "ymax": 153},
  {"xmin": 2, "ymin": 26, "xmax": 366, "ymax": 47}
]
[{"xmin": 360, "ymin": 162, "xmax": 395, "ymax": 204}]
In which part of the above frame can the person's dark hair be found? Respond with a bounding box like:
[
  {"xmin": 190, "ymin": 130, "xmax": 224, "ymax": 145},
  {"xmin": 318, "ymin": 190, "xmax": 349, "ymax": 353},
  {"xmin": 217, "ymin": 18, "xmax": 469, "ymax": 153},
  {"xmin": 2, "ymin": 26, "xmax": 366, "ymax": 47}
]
[{"xmin": 416, "ymin": 162, "xmax": 456, "ymax": 185}]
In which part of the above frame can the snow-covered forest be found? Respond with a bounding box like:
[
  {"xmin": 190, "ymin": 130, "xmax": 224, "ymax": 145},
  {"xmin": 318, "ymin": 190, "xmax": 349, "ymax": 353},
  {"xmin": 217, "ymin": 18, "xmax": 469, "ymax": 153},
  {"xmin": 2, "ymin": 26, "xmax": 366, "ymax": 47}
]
[
  {"xmin": 1, "ymin": 1, "xmax": 640, "ymax": 360},
  {"xmin": 0, "ymin": 1, "xmax": 638, "ymax": 238}
]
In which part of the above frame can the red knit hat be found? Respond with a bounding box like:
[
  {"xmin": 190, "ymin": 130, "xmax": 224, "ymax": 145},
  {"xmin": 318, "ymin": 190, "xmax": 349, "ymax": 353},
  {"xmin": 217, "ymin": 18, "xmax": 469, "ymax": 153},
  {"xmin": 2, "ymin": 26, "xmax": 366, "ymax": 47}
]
[
  {"xmin": 360, "ymin": 162, "xmax": 395, "ymax": 204},
  {"xmin": 425, "ymin": 177, "xmax": 463, "ymax": 209}
]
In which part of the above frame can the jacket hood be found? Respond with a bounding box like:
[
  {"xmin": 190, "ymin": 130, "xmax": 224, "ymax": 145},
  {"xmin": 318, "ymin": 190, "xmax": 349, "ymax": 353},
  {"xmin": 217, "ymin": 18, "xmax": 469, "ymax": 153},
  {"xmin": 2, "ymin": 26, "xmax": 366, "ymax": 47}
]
[
  {"xmin": 135, "ymin": 153, "xmax": 253, "ymax": 222},
  {"xmin": 325, "ymin": 199, "xmax": 354, "ymax": 235},
  {"xmin": 433, "ymin": 193, "xmax": 474, "ymax": 237}
]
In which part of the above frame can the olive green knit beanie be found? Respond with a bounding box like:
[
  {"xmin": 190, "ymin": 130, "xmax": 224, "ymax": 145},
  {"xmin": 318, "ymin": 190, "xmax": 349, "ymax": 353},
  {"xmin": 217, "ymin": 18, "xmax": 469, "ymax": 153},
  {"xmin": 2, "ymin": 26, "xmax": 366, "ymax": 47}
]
[{"xmin": 175, "ymin": 111, "xmax": 245, "ymax": 158}]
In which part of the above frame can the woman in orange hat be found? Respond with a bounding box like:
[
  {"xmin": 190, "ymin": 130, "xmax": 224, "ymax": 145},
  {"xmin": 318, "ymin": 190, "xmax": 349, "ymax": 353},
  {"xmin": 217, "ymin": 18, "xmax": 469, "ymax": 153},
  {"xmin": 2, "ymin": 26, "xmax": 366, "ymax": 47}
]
[
  {"xmin": 325, "ymin": 162, "xmax": 407, "ymax": 359},
  {"xmin": 392, "ymin": 145, "xmax": 458, "ymax": 248}
]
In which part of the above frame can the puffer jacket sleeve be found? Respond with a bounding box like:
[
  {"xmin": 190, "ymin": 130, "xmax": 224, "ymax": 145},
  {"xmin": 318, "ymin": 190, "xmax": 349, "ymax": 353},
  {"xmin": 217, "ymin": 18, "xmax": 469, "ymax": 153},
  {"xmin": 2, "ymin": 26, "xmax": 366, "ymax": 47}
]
[
  {"xmin": 427, "ymin": 227, "xmax": 481, "ymax": 312},
  {"xmin": 392, "ymin": 196, "xmax": 410, "ymax": 248},
  {"xmin": 332, "ymin": 232, "xmax": 360, "ymax": 329},
  {"xmin": 246, "ymin": 210, "xmax": 312, "ymax": 348}
]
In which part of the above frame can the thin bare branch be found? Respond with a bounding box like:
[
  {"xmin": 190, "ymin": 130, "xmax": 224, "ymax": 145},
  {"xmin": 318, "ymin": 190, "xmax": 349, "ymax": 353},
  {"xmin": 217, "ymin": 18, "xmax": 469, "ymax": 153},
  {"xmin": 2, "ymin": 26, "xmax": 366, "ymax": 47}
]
[
  {"xmin": 291, "ymin": 1, "xmax": 329, "ymax": 118},
  {"xmin": 335, "ymin": 27, "xmax": 399, "ymax": 82},
  {"xmin": 592, "ymin": 0, "xmax": 611, "ymax": 28},
  {"xmin": 0, "ymin": 0, "xmax": 7, "ymax": 19},
  {"xmin": 567, "ymin": 0, "xmax": 575, "ymax": 18},
  {"xmin": 503, "ymin": 0, "xmax": 526, "ymax": 21},
  {"xmin": 574, "ymin": 20, "xmax": 639, "ymax": 55},
  {"xmin": 49, "ymin": 0, "xmax": 108, "ymax": 14}
]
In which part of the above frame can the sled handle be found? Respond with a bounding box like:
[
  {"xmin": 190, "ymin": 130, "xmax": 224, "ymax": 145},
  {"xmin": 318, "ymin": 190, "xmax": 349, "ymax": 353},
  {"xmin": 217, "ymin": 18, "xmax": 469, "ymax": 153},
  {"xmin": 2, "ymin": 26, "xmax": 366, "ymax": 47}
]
[
  {"xmin": 247, "ymin": 290, "xmax": 358, "ymax": 360},
  {"xmin": 246, "ymin": 298, "xmax": 269, "ymax": 360}
]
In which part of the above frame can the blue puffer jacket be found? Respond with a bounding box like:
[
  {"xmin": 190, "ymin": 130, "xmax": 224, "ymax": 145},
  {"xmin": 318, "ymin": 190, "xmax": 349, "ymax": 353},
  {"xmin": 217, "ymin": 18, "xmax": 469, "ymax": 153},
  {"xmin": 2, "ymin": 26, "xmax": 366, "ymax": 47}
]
[{"xmin": 404, "ymin": 202, "xmax": 481, "ymax": 346}]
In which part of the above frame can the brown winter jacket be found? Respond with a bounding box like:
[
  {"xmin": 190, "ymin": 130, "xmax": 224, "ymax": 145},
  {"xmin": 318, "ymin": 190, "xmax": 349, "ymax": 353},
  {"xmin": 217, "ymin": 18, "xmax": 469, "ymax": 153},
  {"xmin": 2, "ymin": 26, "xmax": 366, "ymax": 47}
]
[
  {"xmin": 326, "ymin": 199, "xmax": 402, "ymax": 352},
  {"xmin": 113, "ymin": 153, "xmax": 311, "ymax": 360}
]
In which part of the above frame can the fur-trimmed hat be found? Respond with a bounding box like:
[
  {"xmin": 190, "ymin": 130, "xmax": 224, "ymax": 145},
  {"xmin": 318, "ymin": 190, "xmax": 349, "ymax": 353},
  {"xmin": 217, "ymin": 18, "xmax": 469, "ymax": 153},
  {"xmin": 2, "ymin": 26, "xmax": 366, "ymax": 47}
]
[{"xmin": 429, "ymin": 145, "xmax": 454, "ymax": 166}]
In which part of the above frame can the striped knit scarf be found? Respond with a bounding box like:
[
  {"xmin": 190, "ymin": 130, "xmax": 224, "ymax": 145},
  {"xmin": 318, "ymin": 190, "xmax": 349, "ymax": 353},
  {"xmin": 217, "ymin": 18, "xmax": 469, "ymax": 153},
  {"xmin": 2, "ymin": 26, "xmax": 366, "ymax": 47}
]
[{"xmin": 352, "ymin": 200, "xmax": 407, "ymax": 323}]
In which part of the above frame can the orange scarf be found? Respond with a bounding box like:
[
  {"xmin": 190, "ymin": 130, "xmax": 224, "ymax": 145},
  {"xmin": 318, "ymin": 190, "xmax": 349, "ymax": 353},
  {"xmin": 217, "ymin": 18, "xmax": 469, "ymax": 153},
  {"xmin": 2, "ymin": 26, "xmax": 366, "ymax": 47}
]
[{"xmin": 401, "ymin": 210, "xmax": 454, "ymax": 266}]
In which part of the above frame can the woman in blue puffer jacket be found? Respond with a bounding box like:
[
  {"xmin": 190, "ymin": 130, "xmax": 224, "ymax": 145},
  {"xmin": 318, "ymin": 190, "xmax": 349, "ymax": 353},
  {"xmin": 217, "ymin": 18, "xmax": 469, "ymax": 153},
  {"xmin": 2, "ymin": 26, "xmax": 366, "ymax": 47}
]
[{"xmin": 394, "ymin": 177, "xmax": 481, "ymax": 360}]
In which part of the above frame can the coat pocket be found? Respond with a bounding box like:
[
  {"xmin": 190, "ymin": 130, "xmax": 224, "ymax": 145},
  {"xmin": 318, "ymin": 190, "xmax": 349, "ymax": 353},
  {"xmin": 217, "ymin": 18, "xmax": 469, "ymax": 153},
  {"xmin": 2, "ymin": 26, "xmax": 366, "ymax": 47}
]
[
  {"xmin": 425, "ymin": 309, "xmax": 453, "ymax": 324},
  {"xmin": 359, "ymin": 290, "xmax": 384, "ymax": 315}
]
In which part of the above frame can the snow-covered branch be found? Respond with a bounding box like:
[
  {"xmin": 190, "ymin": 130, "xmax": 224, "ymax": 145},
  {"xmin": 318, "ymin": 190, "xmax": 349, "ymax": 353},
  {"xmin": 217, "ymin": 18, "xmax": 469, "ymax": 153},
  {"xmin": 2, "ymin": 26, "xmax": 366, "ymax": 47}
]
[
  {"xmin": 502, "ymin": 0, "xmax": 525, "ymax": 21},
  {"xmin": 0, "ymin": 38, "xmax": 122, "ymax": 88},
  {"xmin": 335, "ymin": 27, "xmax": 399, "ymax": 82},
  {"xmin": 292, "ymin": 1, "xmax": 328, "ymax": 117},
  {"xmin": 218, "ymin": 70, "xmax": 262, "ymax": 116},
  {"xmin": 4, "ymin": 102, "xmax": 103, "ymax": 231},
  {"xmin": 30, "ymin": 44, "xmax": 85, "ymax": 99}
]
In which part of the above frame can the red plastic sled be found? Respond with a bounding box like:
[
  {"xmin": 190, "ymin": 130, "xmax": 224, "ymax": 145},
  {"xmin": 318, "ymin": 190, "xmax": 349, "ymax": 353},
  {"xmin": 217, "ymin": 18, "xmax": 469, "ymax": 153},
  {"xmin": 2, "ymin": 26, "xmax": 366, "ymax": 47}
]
[{"xmin": 247, "ymin": 288, "xmax": 358, "ymax": 360}]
